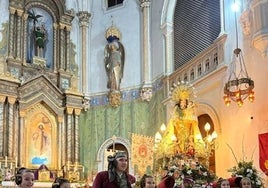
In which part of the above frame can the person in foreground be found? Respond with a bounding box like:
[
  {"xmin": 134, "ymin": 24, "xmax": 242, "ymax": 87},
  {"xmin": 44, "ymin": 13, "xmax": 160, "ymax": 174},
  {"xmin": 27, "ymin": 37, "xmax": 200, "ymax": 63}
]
[
  {"xmin": 240, "ymin": 177, "xmax": 252, "ymax": 188},
  {"xmin": 52, "ymin": 177, "xmax": 71, "ymax": 188},
  {"xmin": 15, "ymin": 167, "xmax": 35, "ymax": 188},
  {"xmin": 215, "ymin": 178, "xmax": 230, "ymax": 188},
  {"xmin": 140, "ymin": 174, "xmax": 155, "ymax": 188},
  {"xmin": 92, "ymin": 151, "xmax": 136, "ymax": 188}
]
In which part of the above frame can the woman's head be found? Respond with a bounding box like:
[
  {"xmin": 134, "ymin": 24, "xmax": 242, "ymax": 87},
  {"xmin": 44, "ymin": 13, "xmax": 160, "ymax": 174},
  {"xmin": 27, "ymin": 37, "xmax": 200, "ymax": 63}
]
[
  {"xmin": 216, "ymin": 178, "xmax": 230, "ymax": 188},
  {"xmin": 140, "ymin": 174, "xmax": 155, "ymax": 188},
  {"xmin": 240, "ymin": 177, "xmax": 252, "ymax": 188},
  {"xmin": 15, "ymin": 167, "xmax": 34, "ymax": 188},
  {"xmin": 52, "ymin": 177, "xmax": 70, "ymax": 188}
]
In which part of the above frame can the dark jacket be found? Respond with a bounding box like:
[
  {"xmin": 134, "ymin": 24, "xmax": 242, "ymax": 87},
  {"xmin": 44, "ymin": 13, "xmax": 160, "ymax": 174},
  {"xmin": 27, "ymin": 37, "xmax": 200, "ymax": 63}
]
[{"xmin": 92, "ymin": 171, "xmax": 136, "ymax": 188}]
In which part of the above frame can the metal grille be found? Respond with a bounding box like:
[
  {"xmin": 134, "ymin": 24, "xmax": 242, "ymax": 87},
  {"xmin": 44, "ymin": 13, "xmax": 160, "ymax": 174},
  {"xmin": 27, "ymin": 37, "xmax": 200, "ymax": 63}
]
[{"xmin": 174, "ymin": 0, "xmax": 221, "ymax": 70}]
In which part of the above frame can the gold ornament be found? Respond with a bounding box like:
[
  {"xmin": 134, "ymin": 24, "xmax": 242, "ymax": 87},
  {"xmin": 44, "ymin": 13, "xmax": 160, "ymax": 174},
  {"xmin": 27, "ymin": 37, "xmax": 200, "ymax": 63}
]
[
  {"xmin": 105, "ymin": 25, "xmax": 121, "ymax": 40},
  {"xmin": 171, "ymin": 82, "xmax": 194, "ymax": 102}
]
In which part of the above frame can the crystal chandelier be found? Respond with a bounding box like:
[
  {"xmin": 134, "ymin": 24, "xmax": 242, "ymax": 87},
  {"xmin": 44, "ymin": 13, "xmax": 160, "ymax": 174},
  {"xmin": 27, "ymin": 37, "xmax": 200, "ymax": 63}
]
[{"xmin": 223, "ymin": 3, "xmax": 254, "ymax": 107}]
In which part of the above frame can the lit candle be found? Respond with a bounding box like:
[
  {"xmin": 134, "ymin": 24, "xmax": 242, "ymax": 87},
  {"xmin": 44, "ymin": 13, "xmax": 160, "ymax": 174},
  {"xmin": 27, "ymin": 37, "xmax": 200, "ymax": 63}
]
[
  {"xmin": 67, "ymin": 161, "xmax": 70, "ymax": 171},
  {"xmin": 10, "ymin": 162, "xmax": 13, "ymax": 169},
  {"xmin": 5, "ymin": 156, "xmax": 7, "ymax": 167}
]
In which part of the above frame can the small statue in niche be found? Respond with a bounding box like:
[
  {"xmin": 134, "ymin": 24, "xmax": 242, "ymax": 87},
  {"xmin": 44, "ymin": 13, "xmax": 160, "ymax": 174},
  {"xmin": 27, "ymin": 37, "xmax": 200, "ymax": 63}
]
[
  {"xmin": 104, "ymin": 26, "xmax": 125, "ymax": 92},
  {"xmin": 27, "ymin": 9, "xmax": 48, "ymax": 60},
  {"xmin": 34, "ymin": 24, "xmax": 47, "ymax": 58}
]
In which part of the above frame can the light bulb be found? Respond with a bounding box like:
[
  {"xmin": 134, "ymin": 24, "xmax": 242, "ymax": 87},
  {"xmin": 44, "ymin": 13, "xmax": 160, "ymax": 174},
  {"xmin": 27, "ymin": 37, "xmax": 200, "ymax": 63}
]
[
  {"xmin": 204, "ymin": 123, "xmax": 211, "ymax": 132},
  {"xmin": 160, "ymin": 123, "xmax": 166, "ymax": 132},
  {"xmin": 212, "ymin": 131, "xmax": 217, "ymax": 139}
]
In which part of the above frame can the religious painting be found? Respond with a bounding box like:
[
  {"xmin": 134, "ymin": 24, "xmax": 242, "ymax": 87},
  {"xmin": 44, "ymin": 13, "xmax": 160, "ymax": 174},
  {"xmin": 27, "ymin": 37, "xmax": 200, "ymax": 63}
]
[
  {"xmin": 29, "ymin": 113, "xmax": 52, "ymax": 165},
  {"xmin": 25, "ymin": 103, "xmax": 57, "ymax": 169}
]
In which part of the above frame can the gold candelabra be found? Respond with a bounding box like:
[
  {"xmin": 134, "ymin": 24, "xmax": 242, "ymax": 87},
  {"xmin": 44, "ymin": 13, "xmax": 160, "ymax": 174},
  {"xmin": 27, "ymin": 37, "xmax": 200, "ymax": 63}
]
[{"xmin": 195, "ymin": 123, "xmax": 217, "ymax": 167}]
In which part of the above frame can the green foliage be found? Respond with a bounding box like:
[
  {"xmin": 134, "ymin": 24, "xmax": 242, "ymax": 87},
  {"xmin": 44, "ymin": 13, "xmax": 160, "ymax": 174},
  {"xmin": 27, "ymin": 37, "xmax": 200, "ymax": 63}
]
[{"xmin": 228, "ymin": 160, "xmax": 264, "ymax": 188}]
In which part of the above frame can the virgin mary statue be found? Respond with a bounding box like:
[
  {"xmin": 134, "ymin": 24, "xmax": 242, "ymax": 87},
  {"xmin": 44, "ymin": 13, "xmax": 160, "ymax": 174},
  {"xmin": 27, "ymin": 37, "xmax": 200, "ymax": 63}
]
[{"xmin": 157, "ymin": 82, "xmax": 201, "ymax": 157}]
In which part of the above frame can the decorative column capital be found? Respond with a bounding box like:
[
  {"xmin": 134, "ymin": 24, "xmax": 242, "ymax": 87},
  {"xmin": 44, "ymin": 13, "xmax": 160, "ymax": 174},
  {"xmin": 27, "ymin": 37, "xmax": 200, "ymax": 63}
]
[
  {"xmin": 140, "ymin": 0, "xmax": 151, "ymax": 8},
  {"xmin": 9, "ymin": 7, "xmax": 16, "ymax": 14},
  {"xmin": 74, "ymin": 108, "xmax": 81, "ymax": 116},
  {"xmin": 0, "ymin": 95, "xmax": 6, "ymax": 103},
  {"xmin": 77, "ymin": 11, "xmax": 91, "ymax": 27},
  {"xmin": 59, "ymin": 23, "xmax": 72, "ymax": 31},
  {"xmin": 8, "ymin": 96, "xmax": 16, "ymax": 104},
  {"xmin": 58, "ymin": 116, "xmax": 63, "ymax": 123},
  {"xmin": 16, "ymin": 9, "xmax": 24, "ymax": 17},
  {"xmin": 19, "ymin": 110, "xmax": 26, "ymax": 117},
  {"xmin": 66, "ymin": 107, "xmax": 74, "ymax": 115}
]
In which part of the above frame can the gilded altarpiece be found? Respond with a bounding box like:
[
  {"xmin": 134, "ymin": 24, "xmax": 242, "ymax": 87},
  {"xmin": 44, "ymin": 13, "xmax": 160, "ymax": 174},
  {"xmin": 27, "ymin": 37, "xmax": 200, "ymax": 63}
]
[{"xmin": 0, "ymin": 0, "xmax": 85, "ymax": 182}]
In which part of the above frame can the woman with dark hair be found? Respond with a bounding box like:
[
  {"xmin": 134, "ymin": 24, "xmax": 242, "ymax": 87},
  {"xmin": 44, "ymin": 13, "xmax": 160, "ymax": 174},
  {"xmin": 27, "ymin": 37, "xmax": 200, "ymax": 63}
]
[
  {"xmin": 140, "ymin": 174, "xmax": 155, "ymax": 188},
  {"xmin": 92, "ymin": 151, "xmax": 135, "ymax": 188},
  {"xmin": 215, "ymin": 178, "xmax": 230, "ymax": 188},
  {"xmin": 52, "ymin": 177, "xmax": 70, "ymax": 188}
]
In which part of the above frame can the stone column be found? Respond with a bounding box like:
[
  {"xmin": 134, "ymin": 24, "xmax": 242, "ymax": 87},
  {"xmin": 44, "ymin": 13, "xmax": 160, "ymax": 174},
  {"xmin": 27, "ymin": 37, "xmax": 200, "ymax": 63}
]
[
  {"xmin": 59, "ymin": 23, "xmax": 66, "ymax": 70},
  {"xmin": 140, "ymin": 0, "xmax": 153, "ymax": 101},
  {"xmin": 77, "ymin": 11, "xmax": 91, "ymax": 94},
  {"xmin": 53, "ymin": 23, "xmax": 59, "ymax": 71},
  {"xmin": 19, "ymin": 110, "xmax": 26, "ymax": 166},
  {"xmin": 58, "ymin": 116, "xmax": 63, "ymax": 169},
  {"xmin": 162, "ymin": 23, "xmax": 174, "ymax": 75},
  {"xmin": 74, "ymin": 109, "xmax": 81, "ymax": 162},
  {"xmin": 22, "ymin": 12, "xmax": 29, "ymax": 64},
  {"xmin": 219, "ymin": 0, "xmax": 225, "ymax": 35},
  {"xmin": 8, "ymin": 7, "xmax": 16, "ymax": 58},
  {"xmin": 251, "ymin": 0, "xmax": 268, "ymax": 56},
  {"xmin": 0, "ymin": 95, "xmax": 6, "ymax": 156},
  {"xmin": 7, "ymin": 97, "xmax": 16, "ymax": 157},
  {"xmin": 140, "ymin": 0, "xmax": 152, "ymax": 87},
  {"xmin": 65, "ymin": 26, "xmax": 72, "ymax": 72},
  {"xmin": 66, "ymin": 107, "xmax": 73, "ymax": 161},
  {"xmin": 16, "ymin": 9, "xmax": 23, "ymax": 60}
]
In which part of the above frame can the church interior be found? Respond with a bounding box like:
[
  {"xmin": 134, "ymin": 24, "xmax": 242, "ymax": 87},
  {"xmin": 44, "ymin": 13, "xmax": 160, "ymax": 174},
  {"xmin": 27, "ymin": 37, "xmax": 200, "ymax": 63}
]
[{"xmin": 0, "ymin": 0, "xmax": 268, "ymax": 187}]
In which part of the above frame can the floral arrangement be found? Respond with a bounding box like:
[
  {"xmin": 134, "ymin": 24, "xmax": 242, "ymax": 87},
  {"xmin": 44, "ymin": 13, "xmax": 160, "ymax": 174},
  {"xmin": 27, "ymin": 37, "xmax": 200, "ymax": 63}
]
[
  {"xmin": 228, "ymin": 160, "xmax": 264, "ymax": 188},
  {"xmin": 227, "ymin": 143, "xmax": 264, "ymax": 188},
  {"xmin": 180, "ymin": 162, "xmax": 216, "ymax": 184},
  {"xmin": 162, "ymin": 154, "xmax": 217, "ymax": 188}
]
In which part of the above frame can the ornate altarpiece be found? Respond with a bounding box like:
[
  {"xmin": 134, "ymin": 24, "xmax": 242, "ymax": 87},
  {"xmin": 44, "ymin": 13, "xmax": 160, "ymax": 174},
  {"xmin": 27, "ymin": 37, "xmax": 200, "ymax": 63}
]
[{"xmin": 0, "ymin": 0, "xmax": 86, "ymax": 181}]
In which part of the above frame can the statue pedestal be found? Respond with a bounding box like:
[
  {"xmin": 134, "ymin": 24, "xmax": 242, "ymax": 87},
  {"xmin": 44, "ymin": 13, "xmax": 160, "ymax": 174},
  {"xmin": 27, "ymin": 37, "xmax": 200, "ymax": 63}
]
[{"xmin": 33, "ymin": 56, "xmax": 46, "ymax": 67}]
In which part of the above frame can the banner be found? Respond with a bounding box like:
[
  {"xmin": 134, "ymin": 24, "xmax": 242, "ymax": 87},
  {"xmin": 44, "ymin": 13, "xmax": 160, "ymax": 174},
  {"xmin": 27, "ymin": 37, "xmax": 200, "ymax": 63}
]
[
  {"xmin": 131, "ymin": 133, "xmax": 154, "ymax": 176},
  {"xmin": 259, "ymin": 132, "xmax": 268, "ymax": 176}
]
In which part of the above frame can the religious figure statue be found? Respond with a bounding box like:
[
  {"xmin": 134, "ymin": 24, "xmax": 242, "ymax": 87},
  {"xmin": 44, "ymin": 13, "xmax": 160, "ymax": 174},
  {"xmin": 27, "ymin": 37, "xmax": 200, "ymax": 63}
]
[
  {"xmin": 34, "ymin": 24, "xmax": 47, "ymax": 58},
  {"xmin": 156, "ymin": 82, "xmax": 201, "ymax": 157},
  {"xmin": 104, "ymin": 40, "xmax": 125, "ymax": 91}
]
